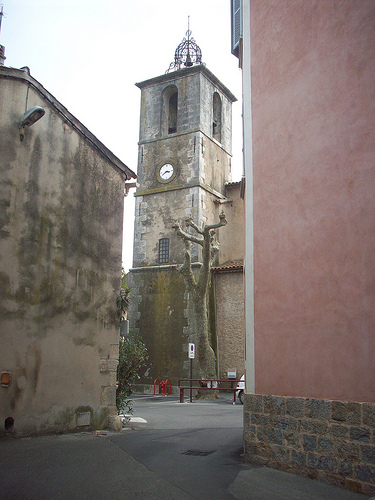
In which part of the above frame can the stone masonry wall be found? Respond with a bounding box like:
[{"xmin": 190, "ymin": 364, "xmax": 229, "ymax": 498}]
[{"xmin": 243, "ymin": 394, "xmax": 375, "ymax": 496}]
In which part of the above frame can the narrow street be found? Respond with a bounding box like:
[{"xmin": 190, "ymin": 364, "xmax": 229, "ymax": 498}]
[
  {"xmin": 112, "ymin": 394, "xmax": 247, "ymax": 499},
  {"xmin": 0, "ymin": 395, "xmax": 370, "ymax": 499}
]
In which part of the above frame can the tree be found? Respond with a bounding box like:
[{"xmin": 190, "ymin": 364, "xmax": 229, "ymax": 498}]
[{"xmin": 172, "ymin": 211, "xmax": 227, "ymax": 388}]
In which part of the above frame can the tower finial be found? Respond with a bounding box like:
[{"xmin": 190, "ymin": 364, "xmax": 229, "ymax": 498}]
[{"xmin": 166, "ymin": 18, "xmax": 202, "ymax": 73}]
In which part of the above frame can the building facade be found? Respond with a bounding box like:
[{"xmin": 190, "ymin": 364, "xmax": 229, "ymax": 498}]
[
  {"xmin": 212, "ymin": 181, "xmax": 245, "ymax": 381},
  {"xmin": 236, "ymin": 0, "xmax": 375, "ymax": 494},
  {"xmin": 0, "ymin": 65, "xmax": 136, "ymax": 436},
  {"xmin": 128, "ymin": 37, "xmax": 245, "ymax": 387}
]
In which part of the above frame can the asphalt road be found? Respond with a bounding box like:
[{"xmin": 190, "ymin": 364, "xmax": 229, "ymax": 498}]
[
  {"xmin": 0, "ymin": 394, "xmax": 371, "ymax": 499},
  {"xmin": 115, "ymin": 394, "xmax": 247, "ymax": 499}
]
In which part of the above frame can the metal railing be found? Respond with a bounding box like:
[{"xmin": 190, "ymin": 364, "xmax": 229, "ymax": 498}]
[{"xmin": 178, "ymin": 378, "xmax": 241, "ymax": 404}]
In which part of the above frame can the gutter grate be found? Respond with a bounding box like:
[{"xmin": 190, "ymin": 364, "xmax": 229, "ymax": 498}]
[{"xmin": 182, "ymin": 450, "xmax": 215, "ymax": 457}]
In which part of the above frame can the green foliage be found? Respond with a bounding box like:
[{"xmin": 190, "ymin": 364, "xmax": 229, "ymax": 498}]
[
  {"xmin": 121, "ymin": 267, "xmax": 130, "ymax": 294},
  {"xmin": 116, "ymin": 332, "xmax": 148, "ymax": 411},
  {"xmin": 117, "ymin": 267, "xmax": 130, "ymax": 321},
  {"xmin": 117, "ymin": 394, "xmax": 133, "ymax": 416}
]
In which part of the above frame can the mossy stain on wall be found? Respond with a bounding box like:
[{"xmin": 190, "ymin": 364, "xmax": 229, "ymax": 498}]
[{"xmin": 136, "ymin": 269, "xmax": 187, "ymax": 384}]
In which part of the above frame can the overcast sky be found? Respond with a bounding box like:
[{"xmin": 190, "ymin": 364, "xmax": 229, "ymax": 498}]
[{"xmin": 1, "ymin": 0, "xmax": 243, "ymax": 271}]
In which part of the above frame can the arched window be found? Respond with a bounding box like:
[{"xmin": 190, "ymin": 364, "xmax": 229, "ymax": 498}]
[
  {"xmin": 168, "ymin": 92, "xmax": 178, "ymax": 134},
  {"xmin": 161, "ymin": 85, "xmax": 178, "ymax": 136},
  {"xmin": 213, "ymin": 92, "xmax": 222, "ymax": 143}
]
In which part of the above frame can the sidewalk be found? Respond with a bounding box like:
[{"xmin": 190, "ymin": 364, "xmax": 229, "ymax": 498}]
[{"xmin": 0, "ymin": 431, "xmax": 193, "ymax": 500}]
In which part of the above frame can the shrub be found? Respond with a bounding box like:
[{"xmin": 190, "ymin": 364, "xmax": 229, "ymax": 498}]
[{"xmin": 116, "ymin": 332, "xmax": 148, "ymax": 412}]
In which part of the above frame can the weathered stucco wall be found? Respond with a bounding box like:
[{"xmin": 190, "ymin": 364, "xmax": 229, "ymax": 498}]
[
  {"xmin": 218, "ymin": 182, "xmax": 244, "ymax": 264},
  {"xmin": 214, "ymin": 270, "xmax": 244, "ymax": 381},
  {"xmin": 0, "ymin": 68, "xmax": 127, "ymax": 436},
  {"xmin": 250, "ymin": 0, "xmax": 375, "ymax": 403}
]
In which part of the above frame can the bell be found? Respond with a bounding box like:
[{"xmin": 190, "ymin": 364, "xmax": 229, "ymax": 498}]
[{"xmin": 185, "ymin": 51, "xmax": 193, "ymax": 67}]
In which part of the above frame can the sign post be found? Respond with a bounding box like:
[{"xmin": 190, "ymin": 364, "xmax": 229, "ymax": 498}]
[
  {"xmin": 228, "ymin": 368, "xmax": 237, "ymax": 391},
  {"xmin": 188, "ymin": 343, "xmax": 195, "ymax": 403}
]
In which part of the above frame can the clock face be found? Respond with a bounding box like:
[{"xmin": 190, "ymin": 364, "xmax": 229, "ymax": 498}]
[{"xmin": 159, "ymin": 163, "xmax": 174, "ymax": 181}]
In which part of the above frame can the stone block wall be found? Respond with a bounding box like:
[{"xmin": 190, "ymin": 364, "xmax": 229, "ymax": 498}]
[{"xmin": 243, "ymin": 394, "xmax": 375, "ymax": 496}]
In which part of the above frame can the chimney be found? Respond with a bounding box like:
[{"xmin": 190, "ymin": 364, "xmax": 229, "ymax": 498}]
[{"xmin": 0, "ymin": 45, "xmax": 5, "ymax": 66}]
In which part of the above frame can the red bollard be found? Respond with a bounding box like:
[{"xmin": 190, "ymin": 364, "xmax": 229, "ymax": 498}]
[
  {"xmin": 180, "ymin": 387, "xmax": 184, "ymax": 403},
  {"xmin": 165, "ymin": 378, "xmax": 172, "ymax": 395},
  {"xmin": 153, "ymin": 379, "xmax": 160, "ymax": 395},
  {"xmin": 160, "ymin": 380, "xmax": 167, "ymax": 395}
]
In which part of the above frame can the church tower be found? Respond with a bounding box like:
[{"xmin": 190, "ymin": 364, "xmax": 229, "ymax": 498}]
[{"xmin": 128, "ymin": 29, "xmax": 237, "ymax": 385}]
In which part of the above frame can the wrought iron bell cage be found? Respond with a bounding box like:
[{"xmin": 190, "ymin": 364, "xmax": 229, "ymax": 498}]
[{"xmin": 166, "ymin": 28, "xmax": 202, "ymax": 73}]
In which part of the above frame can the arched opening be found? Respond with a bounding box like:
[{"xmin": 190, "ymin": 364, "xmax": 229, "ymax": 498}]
[
  {"xmin": 213, "ymin": 92, "xmax": 222, "ymax": 143},
  {"xmin": 161, "ymin": 85, "xmax": 178, "ymax": 136},
  {"xmin": 5, "ymin": 417, "xmax": 14, "ymax": 432},
  {"xmin": 168, "ymin": 92, "xmax": 178, "ymax": 134}
]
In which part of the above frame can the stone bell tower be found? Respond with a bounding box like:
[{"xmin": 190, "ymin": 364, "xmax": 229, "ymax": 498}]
[{"xmin": 128, "ymin": 28, "xmax": 237, "ymax": 386}]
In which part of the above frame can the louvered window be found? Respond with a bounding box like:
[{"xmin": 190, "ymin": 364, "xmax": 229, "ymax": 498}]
[
  {"xmin": 213, "ymin": 92, "xmax": 222, "ymax": 143},
  {"xmin": 231, "ymin": 0, "xmax": 242, "ymax": 58},
  {"xmin": 162, "ymin": 85, "xmax": 178, "ymax": 136},
  {"xmin": 168, "ymin": 92, "xmax": 178, "ymax": 134}
]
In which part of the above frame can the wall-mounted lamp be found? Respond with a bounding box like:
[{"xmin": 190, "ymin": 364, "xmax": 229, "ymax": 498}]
[{"xmin": 19, "ymin": 106, "xmax": 45, "ymax": 141}]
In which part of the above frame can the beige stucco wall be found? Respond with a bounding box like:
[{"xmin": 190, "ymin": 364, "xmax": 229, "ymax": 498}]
[
  {"xmin": 214, "ymin": 270, "xmax": 245, "ymax": 381},
  {"xmin": 0, "ymin": 69, "xmax": 127, "ymax": 436},
  {"xmin": 249, "ymin": 0, "xmax": 375, "ymax": 402},
  {"xmin": 217, "ymin": 183, "xmax": 244, "ymax": 264}
]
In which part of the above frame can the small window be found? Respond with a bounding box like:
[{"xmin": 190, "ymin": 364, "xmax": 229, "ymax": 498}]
[{"xmin": 159, "ymin": 238, "xmax": 169, "ymax": 264}]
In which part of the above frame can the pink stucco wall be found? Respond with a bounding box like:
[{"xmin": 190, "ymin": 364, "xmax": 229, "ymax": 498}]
[{"xmin": 251, "ymin": 1, "xmax": 375, "ymax": 402}]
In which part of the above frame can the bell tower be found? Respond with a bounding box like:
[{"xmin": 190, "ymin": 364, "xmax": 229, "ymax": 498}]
[{"xmin": 128, "ymin": 29, "xmax": 237, "ymax": 385}]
